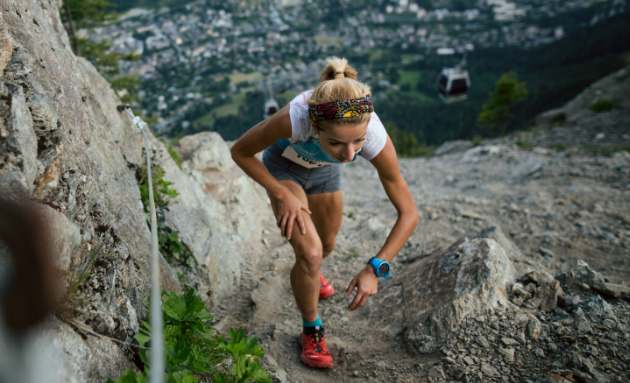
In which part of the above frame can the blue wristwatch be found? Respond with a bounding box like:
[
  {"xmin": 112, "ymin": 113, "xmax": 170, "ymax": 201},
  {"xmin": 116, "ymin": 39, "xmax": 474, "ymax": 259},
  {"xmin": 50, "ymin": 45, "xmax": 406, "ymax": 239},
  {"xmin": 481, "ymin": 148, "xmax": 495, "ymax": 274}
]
[{"xmin": 367, "ymin": 257, "xmax": 391, "ymax": 278}]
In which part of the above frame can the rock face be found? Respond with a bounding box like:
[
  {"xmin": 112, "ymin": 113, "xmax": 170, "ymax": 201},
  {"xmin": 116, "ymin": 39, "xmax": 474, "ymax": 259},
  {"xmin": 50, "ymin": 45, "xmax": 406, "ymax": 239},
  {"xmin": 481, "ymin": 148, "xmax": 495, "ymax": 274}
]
[
  {"xmin": 0, "ymin": 81, "xmax": 37, "ymax": 196},
  {"xmin": 536, "ymin": 64, "xmax": 630, "ymax": 125},
  {"xmin": 368, "ymin": 227, "xmax": 516, "ymax": 355},
  {"xmin": 174, "ymin": 132, "xmax": 270, "ymax": 250},
  {"xmin": 0, "ymin": 1, "xmax": 267, "ymax": 381}
]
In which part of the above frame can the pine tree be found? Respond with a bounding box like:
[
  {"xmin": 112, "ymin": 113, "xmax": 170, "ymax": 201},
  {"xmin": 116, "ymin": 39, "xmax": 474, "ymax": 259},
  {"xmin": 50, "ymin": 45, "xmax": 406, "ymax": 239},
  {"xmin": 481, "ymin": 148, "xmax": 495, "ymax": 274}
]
[{"xmin": 478, "ymin": 71, "xmax": 528, "ymax": 136}]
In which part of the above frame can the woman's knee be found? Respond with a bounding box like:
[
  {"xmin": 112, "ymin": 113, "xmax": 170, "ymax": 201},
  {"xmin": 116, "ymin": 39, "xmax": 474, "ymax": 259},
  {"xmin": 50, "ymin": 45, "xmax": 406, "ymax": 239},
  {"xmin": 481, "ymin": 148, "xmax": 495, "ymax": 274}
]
[{"xmin": 295, "ymin": 244, "xmax": 323, "ymax": 276}]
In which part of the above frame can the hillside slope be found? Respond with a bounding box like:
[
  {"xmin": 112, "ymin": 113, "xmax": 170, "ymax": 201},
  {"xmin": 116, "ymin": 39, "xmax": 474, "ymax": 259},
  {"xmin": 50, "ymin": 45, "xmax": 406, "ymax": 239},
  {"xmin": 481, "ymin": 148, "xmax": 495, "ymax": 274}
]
[{"xmin": 208, "ymin": 66, "xmax": 630, "ymax": 382}]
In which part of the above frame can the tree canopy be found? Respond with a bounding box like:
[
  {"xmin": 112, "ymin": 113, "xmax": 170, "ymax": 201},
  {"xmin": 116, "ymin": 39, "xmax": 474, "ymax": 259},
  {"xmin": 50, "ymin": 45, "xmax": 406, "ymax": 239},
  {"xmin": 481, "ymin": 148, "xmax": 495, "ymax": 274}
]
[{"xmin": 478, "ymin": 71, "xmax": 528, "ymax": 136}]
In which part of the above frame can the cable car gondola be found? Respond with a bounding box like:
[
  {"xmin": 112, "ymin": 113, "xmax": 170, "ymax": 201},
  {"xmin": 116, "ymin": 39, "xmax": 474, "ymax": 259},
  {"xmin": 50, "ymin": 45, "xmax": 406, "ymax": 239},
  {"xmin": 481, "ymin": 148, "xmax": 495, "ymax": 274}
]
[
  {"xmin": 263, "ymin": 79, "xmax": 279, "ymax": 119},
  {"xmin": 437, "ymin": 52, "xmax": 471, "ymax": 104}
]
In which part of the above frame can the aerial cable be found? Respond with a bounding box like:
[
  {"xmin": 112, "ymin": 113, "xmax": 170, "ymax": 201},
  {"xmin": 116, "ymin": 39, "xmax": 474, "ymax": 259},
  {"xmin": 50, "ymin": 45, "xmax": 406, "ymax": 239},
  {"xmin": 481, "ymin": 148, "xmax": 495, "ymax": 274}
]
[{"xmin": 118, "ymin": 105, "xmax": 164, "ymax": 383}]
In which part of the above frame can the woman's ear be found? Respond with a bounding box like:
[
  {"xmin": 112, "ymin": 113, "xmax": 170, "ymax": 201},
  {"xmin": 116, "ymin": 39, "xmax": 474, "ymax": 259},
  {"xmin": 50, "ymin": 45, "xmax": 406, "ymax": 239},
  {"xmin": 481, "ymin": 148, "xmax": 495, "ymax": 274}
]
[{"xmin": 311, "ymin": 121, "xmax": 319, "ymax": 135}]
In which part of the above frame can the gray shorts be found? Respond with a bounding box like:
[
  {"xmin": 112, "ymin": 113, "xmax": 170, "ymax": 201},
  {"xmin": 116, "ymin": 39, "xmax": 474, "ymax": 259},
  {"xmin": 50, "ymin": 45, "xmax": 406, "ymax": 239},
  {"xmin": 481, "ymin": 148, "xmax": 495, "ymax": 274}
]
[{"xmin": 263, "ymin": 142, "xmax": 342, "ymax": 195}]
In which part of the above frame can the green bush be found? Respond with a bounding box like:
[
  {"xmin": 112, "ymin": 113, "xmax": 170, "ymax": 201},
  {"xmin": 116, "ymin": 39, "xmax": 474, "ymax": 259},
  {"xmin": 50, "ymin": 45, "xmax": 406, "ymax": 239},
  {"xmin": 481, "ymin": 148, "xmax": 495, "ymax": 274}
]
[
  {"xmin": 589, "ymin": 99, "xmax": 615, "ymax": 113},
  {"xmin": 549, "ymin": 143, "xmax": 567, "ymax": 152},
  {"xmin": 386, "ymin": 122, "xmax": 436, "ymax": 158},
  {"xmin": 157, "ymin": 222, "xmax": 196, "ymax": 268},
  {"xmin": 137, "ymin": 164, "xmax": 179, "ymax": 212},
  {"xmin": 108, "ymin": 289, "xmax": 272, "ymax": 383},
  {"xmin": 167, "ymin": 144, "xmax": 182, "ymax": 169},
  {"xmin": 213, "ymin": 329, "xmax": 271, "ymax": 383},
  {"xmin": 472, "ymin": 135, "xmax": 484, "ymax": 147},
  {"xmin": 515, "ymin": 140, "xmax": 534, "ymax": 151}
]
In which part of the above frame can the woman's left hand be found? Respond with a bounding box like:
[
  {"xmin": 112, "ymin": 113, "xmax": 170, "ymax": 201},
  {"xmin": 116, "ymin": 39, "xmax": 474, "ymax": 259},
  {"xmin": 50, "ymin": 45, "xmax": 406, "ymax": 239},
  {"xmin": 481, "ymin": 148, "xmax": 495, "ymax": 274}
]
[{"xmin": 344, "ymin": 265, "xmax": 378, "ymax": 311}]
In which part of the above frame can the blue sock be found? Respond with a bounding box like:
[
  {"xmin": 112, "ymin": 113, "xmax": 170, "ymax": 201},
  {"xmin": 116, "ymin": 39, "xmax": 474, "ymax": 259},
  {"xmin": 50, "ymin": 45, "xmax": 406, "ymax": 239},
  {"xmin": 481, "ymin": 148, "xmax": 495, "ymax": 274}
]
[{"xmin": 303, "ymin": 316, "xmax": 323, "ymax": 328}]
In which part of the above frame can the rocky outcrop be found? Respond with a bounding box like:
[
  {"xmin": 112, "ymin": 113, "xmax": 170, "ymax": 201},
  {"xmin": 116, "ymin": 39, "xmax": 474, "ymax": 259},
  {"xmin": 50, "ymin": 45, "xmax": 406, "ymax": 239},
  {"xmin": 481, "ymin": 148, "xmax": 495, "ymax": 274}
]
[
  {"xmin": 367, "ymin": 227, "xmax": 630, "ymax": 382},
  {"xmin": 368, "ymin": 227, "xmax": 519, "ymax": 355},
  {"xmin": 434, "ymin": 140, "xmax": 474, "ymax": 156},
  {"xmin": 0, "ymin": 1, "xmax": 268, "ymax": 381},
  {"xmin": 174, "ymin": 132, "xmax": 270, "ymax": 250},
  {"xmin": 536, "ymin": 64, "xmax": 630, "ymax": 126},
  {"xmin": 434, "ymin": 261, "xmax": 630, "ymax": 383}
]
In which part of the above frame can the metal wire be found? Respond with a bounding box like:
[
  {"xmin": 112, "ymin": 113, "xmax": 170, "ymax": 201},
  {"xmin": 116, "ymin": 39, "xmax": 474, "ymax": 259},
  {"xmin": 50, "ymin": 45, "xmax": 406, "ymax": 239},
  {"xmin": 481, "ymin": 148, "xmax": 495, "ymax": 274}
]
[{"xmin": 119, "ymin": 106, "xmax": 164, "ymax": 383}]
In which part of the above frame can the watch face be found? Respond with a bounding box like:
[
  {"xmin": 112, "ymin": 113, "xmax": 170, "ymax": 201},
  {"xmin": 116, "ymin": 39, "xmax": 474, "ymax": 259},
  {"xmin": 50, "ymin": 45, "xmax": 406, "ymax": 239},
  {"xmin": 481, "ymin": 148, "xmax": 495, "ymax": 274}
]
[{"xmin": 378, "ymin": 263, "xmax": 390, "ymax": 276}]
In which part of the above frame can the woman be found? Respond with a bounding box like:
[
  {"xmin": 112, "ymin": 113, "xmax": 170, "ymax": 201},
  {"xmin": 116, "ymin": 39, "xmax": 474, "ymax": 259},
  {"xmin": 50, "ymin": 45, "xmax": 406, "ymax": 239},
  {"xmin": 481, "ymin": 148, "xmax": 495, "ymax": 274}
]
[{"xmin": 231, "ymin": 57, "xmax": 418, "ymax": 369}]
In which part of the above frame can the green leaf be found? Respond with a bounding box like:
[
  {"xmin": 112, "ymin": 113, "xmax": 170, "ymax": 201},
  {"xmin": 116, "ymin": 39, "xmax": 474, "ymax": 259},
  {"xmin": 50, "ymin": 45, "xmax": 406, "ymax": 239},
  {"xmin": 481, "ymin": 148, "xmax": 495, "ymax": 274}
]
[
  {"xmin": 245, "ymin": 337, "xmax": 258, "ymax": 351},
  {"xmin": 169, "ymin": 342, "xmax": 191, "ymax": 365},
  {"xmin": 250, "ymin": 368, "xmax": 272, "ymax": 383},
  {"xmin": 163, "ymin": 296, "xmax": 187, "ymax": 320},
  {"xmin": 134, "ymin": 333, "xmax": 151, "ymax": 347},
  {"xmin": 171, "ymin": 369, "xmax": 197, "ymax": 383}
]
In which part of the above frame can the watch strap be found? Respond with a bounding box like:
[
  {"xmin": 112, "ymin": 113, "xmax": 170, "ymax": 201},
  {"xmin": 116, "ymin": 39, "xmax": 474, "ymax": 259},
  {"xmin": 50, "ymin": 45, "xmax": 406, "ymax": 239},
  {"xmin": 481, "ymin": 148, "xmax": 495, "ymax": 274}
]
[{"xmin": 367, "ymin": 257, "xmax": 391, "ymax": 278}]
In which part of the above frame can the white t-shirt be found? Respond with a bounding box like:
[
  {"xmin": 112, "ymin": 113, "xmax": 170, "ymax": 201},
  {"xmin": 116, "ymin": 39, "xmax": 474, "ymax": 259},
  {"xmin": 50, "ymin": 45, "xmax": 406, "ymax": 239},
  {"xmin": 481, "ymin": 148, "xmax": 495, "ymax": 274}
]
[{"xmin": 277, "ymin": 90, "xmax": 387, "ymax": 168}]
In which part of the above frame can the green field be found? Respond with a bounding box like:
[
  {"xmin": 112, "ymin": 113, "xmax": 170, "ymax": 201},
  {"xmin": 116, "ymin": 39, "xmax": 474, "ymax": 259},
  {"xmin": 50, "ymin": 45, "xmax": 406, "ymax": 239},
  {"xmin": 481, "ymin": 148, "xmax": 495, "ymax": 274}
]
[
  {"xmin": 228, "ymin": 71, "xmax": 263, "ymax": 85},
  {"xmin": 397, "ymin": 70, "xmax": 433, "ymax": 101},
  {"xmin": 369, "ymin": 50, "xmax": 384, "ymax": 62},
  {"xmin": 192, "ymin": 92, "xmax": 246, "ymax": 130}
]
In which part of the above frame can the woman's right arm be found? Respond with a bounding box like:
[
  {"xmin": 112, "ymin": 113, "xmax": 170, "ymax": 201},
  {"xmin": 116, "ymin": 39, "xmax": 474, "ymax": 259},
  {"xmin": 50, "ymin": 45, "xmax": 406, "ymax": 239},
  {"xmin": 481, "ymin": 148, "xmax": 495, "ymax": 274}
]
[{"xmin": 230, "ymin": 104, "xmax": 311, "ymax": 240}]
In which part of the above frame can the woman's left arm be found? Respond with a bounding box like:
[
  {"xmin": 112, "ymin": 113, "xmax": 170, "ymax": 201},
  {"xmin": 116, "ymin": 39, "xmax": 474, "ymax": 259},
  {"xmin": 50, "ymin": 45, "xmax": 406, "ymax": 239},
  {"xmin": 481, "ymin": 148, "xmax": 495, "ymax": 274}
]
[{"xmin": 345, "ymin": 136, "xmax": 419, "ymax": 311}]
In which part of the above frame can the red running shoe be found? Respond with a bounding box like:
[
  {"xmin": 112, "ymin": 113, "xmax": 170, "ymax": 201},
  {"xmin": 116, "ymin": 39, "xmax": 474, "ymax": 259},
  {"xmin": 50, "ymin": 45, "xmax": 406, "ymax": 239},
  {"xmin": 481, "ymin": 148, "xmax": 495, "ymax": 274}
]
[
  {"xmin": 319, "ymin": 270, "xmax": 334, "ymax": 300},
  {"xmin": 300, "ymin": 326, "xmax": 333, "ymax": 369}
]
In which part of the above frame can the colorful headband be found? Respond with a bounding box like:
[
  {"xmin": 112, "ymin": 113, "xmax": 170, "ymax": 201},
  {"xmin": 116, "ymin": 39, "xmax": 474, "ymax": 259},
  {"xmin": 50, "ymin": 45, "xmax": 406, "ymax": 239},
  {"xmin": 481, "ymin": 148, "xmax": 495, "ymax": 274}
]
[{"xmin": 308, "ymin": 94, "xmax": 374, "ymax": 121}]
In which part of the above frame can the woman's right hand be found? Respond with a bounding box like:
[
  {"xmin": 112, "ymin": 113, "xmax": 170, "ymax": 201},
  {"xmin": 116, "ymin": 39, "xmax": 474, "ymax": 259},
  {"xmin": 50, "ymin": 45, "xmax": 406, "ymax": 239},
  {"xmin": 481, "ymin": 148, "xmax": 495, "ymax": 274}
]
[{"xmin": 276, "ymin": 190, "xmax": 311, "ymax": 240}]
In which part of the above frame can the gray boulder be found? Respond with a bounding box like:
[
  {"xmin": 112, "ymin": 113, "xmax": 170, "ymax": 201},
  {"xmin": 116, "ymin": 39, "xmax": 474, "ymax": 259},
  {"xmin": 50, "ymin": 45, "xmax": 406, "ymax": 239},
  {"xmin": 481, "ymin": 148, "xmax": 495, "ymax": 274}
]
[
  {"xmin": 557, "ymin": 260, "xmax": 630, "ymax": 299},
  {"xmin": 459, "ymin": 145, "xmax": 510, "ymax": 164},
  {"xmin": 434, "ymin": 140, "xmax": 473, "ymax": 156},
  {"xmin": 507, "ymin": 155, "xmax": 545, "ymax": 181},
  {"xmin": 367, "ymin": 227, "xmax": 518, "ymax": 355}
]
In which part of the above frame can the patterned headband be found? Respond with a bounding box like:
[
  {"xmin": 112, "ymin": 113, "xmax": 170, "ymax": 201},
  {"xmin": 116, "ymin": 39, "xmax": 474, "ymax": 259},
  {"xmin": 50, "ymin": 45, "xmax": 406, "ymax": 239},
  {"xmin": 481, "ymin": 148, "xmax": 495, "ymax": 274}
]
[{"xmin": 308, "ymin": 94, "xmax": 374, "ymax": 122}]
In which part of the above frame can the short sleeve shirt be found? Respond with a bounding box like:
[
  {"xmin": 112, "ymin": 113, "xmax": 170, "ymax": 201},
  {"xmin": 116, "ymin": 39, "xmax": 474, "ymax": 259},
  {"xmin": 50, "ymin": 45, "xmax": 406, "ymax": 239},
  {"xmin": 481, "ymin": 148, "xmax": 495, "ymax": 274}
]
[{"xmin": 276, "ymin": 90, "xmax": 387, "ymax": 168}]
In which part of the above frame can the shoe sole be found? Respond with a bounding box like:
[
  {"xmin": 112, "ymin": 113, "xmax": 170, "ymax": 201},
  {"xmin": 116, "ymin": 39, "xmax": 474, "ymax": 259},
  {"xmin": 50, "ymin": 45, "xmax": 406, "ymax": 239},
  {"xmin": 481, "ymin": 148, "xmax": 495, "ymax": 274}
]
[{"xmin": 300, "ymin": 354, "xmax": 334, "ymax": 369}]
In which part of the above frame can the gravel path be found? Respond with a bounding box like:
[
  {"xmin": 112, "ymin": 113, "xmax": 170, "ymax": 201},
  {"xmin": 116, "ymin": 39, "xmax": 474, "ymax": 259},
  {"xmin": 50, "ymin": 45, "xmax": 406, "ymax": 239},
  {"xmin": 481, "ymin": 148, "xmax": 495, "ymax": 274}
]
[{"xmin": 210, "ymin": 137, "xmax": 630, "ymax": 383}]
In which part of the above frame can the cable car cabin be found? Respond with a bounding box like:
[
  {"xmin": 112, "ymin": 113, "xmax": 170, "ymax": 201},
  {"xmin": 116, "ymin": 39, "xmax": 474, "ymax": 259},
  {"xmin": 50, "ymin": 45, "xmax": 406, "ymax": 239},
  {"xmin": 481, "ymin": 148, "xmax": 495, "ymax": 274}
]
[
  {"xmin": 437, "ymin": 67, "xmax": 471, "ymax": 104},
  {"xmin": 263, "ymin": 97, "xmax": 279, "ymax": 120}
]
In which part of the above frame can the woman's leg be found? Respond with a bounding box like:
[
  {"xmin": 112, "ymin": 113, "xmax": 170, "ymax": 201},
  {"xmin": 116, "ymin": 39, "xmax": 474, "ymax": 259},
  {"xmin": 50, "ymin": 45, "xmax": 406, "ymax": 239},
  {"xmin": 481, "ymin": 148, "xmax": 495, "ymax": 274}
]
[
  {"xmin": 307, "ymin": 190, "xmax": 343, "ymax": 259},
  {"xmin": 268, "ymin": 180, "xmax": 323, "ymax": 322}
]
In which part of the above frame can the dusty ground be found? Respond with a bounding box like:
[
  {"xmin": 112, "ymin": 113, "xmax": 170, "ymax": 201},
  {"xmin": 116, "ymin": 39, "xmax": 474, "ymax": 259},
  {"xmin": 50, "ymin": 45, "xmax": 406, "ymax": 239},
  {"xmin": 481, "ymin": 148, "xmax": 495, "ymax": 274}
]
[{"xmin": 209, "ymin": 129, "xmax": 630, "ymax": 382}]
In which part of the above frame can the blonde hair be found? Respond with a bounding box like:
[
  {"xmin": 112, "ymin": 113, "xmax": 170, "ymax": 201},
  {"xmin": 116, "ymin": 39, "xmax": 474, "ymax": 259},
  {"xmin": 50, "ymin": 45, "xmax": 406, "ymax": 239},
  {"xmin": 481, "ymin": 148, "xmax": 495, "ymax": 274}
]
[{"xmin": 308, "ymin": 57, "xmax": 372, "ymax": 131}]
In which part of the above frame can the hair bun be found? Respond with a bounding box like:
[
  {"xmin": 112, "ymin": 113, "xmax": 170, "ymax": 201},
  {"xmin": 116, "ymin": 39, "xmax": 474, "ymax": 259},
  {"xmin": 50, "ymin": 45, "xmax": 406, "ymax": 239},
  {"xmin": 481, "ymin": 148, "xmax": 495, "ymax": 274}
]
[{"xmin": 321, "ymin": 56, "xmax": 358, "ymax": 81}]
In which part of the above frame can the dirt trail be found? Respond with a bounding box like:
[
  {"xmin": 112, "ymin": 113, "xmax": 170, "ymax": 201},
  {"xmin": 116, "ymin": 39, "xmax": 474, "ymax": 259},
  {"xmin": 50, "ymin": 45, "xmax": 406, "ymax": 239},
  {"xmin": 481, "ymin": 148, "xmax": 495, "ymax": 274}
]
[{"xmin": 209, "ymin": 141, "xmax": 630, "ymax": 383}]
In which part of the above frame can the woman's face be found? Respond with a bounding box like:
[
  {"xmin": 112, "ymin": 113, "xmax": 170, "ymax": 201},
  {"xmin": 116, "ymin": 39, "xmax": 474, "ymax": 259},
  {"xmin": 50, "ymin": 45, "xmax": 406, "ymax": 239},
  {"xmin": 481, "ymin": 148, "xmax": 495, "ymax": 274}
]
[{"xmin": 313, "ymin": 121, "xmax": 369, "ymax": 163}]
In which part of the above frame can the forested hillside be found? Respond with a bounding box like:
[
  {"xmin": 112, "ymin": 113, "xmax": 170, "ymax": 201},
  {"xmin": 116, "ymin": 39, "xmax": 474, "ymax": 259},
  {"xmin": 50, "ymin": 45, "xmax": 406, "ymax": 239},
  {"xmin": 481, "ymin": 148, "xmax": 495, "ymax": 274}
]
[
  {"xmin": 375, "ymin": 9, "xmax": 630, "ymax": 145},
  {"xmin": 171, "ymin": 7, "xmax": 630, "ymax": 146}
]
